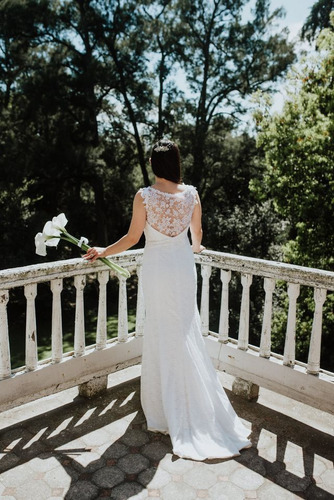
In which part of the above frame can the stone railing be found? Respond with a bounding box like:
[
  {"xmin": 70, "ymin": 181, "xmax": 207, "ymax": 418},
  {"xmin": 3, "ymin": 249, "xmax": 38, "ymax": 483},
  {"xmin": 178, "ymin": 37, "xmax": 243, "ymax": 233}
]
[
  {"xmin": 0, "ymin": 249, "xmax": 333, "ymax": 413},
  {"xmin": 195, "ymin": 251, "xmax": 334, "ymax": 414},
  {"xmin": 0, "ymin": 251, "xmax": 144, "ymax": 411}
]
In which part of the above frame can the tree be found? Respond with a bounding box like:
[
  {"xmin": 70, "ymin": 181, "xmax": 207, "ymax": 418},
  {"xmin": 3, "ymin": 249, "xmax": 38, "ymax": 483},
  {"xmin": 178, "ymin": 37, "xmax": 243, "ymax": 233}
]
[
  {"xmin": 301, "ymin": 0, "xmax": 334, "ymax": 42},
  {"xmin": 172, "ymin": 0, "xmax": 295, "ymax": 191},
  {"xmin": 0, "ymin": 0, "xmax": 50, "ymax": 107},
  {"xmin": 0, "ymin": 0, "xmax": 52, "ymax": 269},
  {"xmin": 0, "ymin": 0, "xmax": 296, "ymax": 271},
  {"xmin": 254, "ymin": 16, "xmax": 334, "ymax": 270},
  {"xmin": 141, "ymin": 0, "xmax": 184, "ymax": 140},
  {"xmin": 254, "ymin": 18, "xmax": 334, "ymax": 371},
  {"xmin": 0, "ymin": 0, "xmax": 145, "ymax": 268},
  {"xmin": 94, "ymin": 0, "xmax": 154, "ymax": 186}
]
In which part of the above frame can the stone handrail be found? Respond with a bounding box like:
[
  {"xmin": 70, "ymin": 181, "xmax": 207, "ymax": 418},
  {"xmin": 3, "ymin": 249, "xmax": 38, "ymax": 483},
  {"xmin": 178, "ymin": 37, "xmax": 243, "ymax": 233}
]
[{"xmin": 0, "ymin": 249, "xmax": 333, "ymax": 413}]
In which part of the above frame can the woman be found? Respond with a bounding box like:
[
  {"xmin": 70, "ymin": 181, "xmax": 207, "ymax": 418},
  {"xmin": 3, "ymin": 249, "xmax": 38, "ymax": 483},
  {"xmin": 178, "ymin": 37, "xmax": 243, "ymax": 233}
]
[{"xmin": 84, "ymin": 139, "xmax": 251, "ymax": 460}]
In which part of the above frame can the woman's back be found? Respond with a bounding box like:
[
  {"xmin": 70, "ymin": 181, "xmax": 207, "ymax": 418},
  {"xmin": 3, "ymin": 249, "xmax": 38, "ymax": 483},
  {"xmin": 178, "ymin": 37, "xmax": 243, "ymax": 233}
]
[{"xmin": 140, "ymin": 185, "xmax": 198, "ymax": 238}]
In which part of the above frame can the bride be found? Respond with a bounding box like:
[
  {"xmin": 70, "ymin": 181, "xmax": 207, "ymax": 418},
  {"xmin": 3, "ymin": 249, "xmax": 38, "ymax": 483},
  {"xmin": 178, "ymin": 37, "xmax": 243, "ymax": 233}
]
[{"xmin": 84, "ymin": 139, "xmax": 251, "ymax": 460}]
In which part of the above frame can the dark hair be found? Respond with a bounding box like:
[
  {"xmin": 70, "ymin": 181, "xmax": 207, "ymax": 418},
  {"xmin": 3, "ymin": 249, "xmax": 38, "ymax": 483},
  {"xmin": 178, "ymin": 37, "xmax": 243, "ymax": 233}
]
[{"xmin": 151, "ymin": 140, "xmax": 182, "ymax": 183}]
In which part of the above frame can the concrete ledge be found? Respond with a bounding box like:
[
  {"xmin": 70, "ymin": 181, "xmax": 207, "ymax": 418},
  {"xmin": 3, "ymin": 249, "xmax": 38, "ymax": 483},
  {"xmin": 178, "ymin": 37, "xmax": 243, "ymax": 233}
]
[
  {"xmin": 204, "ymin": 335, "xmax": 334, "ymax": 415},
  {"xmin": 0, "ymin": 336, "xmax": 143, "ymax": 412}
]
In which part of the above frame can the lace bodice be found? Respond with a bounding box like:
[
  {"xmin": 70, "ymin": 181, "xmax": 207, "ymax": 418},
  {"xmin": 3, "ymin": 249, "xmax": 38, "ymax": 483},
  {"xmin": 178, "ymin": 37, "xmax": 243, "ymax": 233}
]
[{"xmin": 140, "ymin": 185, "xmax": 198, "ymax": 237}]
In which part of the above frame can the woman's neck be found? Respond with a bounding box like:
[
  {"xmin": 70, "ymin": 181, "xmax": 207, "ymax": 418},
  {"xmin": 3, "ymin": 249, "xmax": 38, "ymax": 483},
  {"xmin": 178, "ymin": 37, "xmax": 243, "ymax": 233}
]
[
  {"xmin": 153, "ymin": 177, "xmax": 184, "ymax": 194},
  {"xmin": 154, "ymin": 177, "xmax": 175, "ymax": 187}
]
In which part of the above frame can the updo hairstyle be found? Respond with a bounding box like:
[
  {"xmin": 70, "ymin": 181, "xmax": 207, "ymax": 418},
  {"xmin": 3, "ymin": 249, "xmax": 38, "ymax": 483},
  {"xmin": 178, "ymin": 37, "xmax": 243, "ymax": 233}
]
[{"xmin": 151, "ymin": 140, "xmax": 182, "ymax": 184}]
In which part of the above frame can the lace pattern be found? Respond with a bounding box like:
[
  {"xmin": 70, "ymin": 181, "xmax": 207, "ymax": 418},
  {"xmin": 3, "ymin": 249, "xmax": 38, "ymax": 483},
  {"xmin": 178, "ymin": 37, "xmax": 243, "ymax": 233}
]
[{"xmin": 140, "ymin": 185, "xmax": 198, "ymax": 237}]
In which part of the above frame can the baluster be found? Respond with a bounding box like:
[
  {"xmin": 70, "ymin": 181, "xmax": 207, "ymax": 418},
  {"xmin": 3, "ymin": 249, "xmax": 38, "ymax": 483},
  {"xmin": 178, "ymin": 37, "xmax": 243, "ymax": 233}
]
[
  {"xmin": 74, "ymin": 275, "xmax": 86, "ymax": 357},
  {"xmin": 118, "ymin": 275, "xmax": 128, "ymax": 342},
  {"xmin": 259, "ymin": 278, "xmax": 276, "ymax": 358},
  {"xmin": 218, "ymin": 270, "xmax": 231, "ymax": 343},
  {"xmin": 0, "ymin": 290, "xmax": 11, "ymax": 379},
  {"xmin": 25, "ymin": 283, "xmax": 38, "ymax": 371},
  {"xmin": 238, "ymin": 273, "xmax": 253, "ymax": 350},
  {"xmin": 135, "ymin": 265, "xmax": 145, "ymax": 337},
  {"xmin": 96, "ymin": 270, "xmax": 109, "ymax": 350},
  {"xmin": 51, "ymin": 278, "xmax": 63, "ymax": 363},
  {"xmin": 307, "ymin": 287, "xmax": 327, "ymax": 375},
  {"xmin": 200, "ymin": 265, "xmax": 212, "ymax": 336},
  {"xmin": 283, "ymin": 283, "xmax": 300, "ymax": 367}
]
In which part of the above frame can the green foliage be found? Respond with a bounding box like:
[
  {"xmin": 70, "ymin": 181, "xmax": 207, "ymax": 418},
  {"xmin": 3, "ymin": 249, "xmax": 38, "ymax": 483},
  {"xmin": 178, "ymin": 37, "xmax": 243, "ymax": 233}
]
[
  {"xmin": 192, "ymin": 120, "xmax": 286, "ymax": 260},
  {"xmin": 254, "ymin": 19, "xmax": 334, "ymax": 371},
  {"xmin": 301, "ymin": 0, "xmax": 334, "ymax": 42},
  {"xmin": 0, "ymin": 0, "xmax": 306, "ymax": 364},
  {"xmin": 0, "ymin": 0, "xmax": 295, "ymax": 271},
  {"xmin": 172, "ymin": 0, "xmax": 295, "ymax": 190},
  {"xmin": 255, "ymin": 20, "xmax": 334, "ymax": 270}
]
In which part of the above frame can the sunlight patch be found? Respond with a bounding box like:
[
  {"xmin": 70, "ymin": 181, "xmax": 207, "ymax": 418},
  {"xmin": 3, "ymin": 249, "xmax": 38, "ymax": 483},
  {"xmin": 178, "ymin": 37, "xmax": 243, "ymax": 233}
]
[{"xmin": 257, "ymin": 429, "xmax": 277, "ymax": 463}]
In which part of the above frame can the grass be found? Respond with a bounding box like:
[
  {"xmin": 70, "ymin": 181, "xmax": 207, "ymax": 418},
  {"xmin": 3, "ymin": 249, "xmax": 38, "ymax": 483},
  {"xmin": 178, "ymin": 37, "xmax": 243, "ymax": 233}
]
[
  {"xmin": 7, "ymin": 280, "xmax": 138, "ymax": 369},
  {"xmin": 36, "ymin": 310, "xmax": 137, "ymax": 363}
]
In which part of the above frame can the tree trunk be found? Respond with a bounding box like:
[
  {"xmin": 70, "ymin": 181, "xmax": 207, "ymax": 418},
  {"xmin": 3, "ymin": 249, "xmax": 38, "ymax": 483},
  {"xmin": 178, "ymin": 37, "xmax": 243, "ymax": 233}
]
[
  {"xmin": 109, "ymin": 45, "xmax": 150, "ymax": 186},
  {"xmin": 91, "ymin": 176, "xmax": 109, "ymax": 245}
]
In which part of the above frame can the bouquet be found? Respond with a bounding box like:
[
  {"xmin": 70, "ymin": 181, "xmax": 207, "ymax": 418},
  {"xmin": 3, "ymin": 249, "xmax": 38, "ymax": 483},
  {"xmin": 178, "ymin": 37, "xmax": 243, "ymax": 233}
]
[{"xmin": 35, "ymin": 213, "xmax": 130, "ymax": 278}]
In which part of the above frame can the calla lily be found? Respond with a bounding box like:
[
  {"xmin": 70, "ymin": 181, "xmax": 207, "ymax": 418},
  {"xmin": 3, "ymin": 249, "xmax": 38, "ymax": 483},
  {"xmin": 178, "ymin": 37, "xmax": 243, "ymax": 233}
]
[
  {"xmin": 43, "ymin": 220, "xmax": 61, "ymax": 237},
  {"xmin": 52, "ymin": 213, "xmax": 68, "ymax": 232},
  {"xmin": 35, "ymin": 232, "xmax": 47, "ymax": 256},
  {"xmin": 35, "ymin": 213, "xmax": 130, "ymax": 278},
  {"xmin": 43, "ymin": 220, "xmax": 61, "ymax": 247}
]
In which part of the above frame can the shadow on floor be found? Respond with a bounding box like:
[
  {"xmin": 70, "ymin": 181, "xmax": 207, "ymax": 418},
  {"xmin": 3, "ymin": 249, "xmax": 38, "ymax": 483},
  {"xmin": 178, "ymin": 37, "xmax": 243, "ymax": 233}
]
[{"xmin": 0, "ymin": 379, "xmax": 333, "ymax": 499}]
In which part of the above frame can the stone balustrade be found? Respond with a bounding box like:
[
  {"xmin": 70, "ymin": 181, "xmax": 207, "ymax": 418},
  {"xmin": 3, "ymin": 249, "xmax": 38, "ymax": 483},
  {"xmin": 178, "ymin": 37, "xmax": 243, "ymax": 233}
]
[{"xmin": 0, "ymin": 249, "xmax": 333, "ymax": 414}]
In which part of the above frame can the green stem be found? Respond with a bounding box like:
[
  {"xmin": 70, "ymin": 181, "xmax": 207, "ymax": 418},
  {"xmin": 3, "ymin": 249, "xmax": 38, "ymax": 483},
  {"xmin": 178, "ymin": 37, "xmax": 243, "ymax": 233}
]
[{"xmin": 58, "ymin": 231, "xmax": 130, "ymax": 278}]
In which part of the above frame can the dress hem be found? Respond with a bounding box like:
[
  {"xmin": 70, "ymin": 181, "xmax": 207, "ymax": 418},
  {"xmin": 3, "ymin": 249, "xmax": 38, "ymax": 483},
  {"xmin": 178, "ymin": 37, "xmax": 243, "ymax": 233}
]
[
  {"xmin": 147, "ymin": 427, "xmax": 169, "ymax": 435},
  {"xmin": 172, "ymin": 441, "xmax": 252, "ymax": 462}
]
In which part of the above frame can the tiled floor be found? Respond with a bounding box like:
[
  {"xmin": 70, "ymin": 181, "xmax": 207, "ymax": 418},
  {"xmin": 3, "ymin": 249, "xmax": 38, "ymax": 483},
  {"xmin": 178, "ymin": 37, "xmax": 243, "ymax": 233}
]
[{"xmin": 0, "ymin": 366, "xmax": 333, "ymax": 499}]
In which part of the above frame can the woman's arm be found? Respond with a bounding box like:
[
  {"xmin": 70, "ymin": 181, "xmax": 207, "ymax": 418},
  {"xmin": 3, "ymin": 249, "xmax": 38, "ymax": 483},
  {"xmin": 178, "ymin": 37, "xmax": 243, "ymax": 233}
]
[
  {"xmin": 84, "ymin": 191, "xmax": 146, "ymax": 262},
  {"xmin": 190, "ymin": 193, "xmax": 205, "ymax": 253}
]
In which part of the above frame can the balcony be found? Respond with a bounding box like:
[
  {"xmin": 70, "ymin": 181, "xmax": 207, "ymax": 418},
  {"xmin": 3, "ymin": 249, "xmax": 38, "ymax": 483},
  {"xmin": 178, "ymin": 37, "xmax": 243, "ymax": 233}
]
[{"xmin": 1, "ymin": 250, "xmax": 334, "ymax": 499}]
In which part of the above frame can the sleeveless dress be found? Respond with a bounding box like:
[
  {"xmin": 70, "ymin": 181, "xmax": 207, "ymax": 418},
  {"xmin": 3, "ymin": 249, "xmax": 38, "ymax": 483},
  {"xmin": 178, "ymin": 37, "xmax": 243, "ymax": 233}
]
[{"xmin": 139, "ymin": 185, "xmax": 251, "ymax": 461}]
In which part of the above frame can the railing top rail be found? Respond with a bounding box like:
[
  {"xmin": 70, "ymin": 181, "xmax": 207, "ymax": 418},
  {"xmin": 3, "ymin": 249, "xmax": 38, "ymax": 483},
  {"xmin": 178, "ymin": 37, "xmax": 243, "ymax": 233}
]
[
  {"xmin": 195, "ymin": 250, "xmax": 334, "ymax": 290},
  {"xmin": 0, "ymin": 250, "xmax": 144, "ymax": 289},
  {"xmin": 1, "ymin": 248, "xmax": 333, "ymax": 290}
]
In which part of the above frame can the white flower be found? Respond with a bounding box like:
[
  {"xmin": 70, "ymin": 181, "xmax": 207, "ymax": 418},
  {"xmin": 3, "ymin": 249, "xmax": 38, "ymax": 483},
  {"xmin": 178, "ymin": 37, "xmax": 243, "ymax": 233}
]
[
  {"xmin": 52, "ymin": 213, "xmax": 68, "ymax": 232},
  {"xmin": 34, "ymin": 214, "xmax": 68, "ymax": 255},
  {"xmin": 34, "ymin": 212, "xmax": 130, "ymax": 278},
  {"xmin": 43, "ymin": 220, "xmax": 61, "ymax": 247},
  {"xmin": 35, "ymin": 232, "xmax": 47, "ymax": 256}
]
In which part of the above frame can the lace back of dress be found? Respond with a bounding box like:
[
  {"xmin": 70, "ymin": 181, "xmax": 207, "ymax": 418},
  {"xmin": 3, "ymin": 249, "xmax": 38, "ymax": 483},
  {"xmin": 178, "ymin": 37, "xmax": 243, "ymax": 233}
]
[{"xmin": 141, "ymin": 186, "xmax": 197, "ymax": 237}]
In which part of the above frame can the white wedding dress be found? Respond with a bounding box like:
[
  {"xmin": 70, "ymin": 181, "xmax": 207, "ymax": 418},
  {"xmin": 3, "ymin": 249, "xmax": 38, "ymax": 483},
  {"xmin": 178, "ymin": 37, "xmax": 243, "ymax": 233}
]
[{"xmin": 139, "ymin": 185, "xmax": 251, "ymax": 461}]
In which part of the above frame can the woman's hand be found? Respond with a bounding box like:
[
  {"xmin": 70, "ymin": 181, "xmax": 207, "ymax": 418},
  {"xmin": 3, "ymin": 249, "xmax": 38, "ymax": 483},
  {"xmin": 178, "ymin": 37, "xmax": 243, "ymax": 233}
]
[
  {"xmin": 83, "ymin": 246, "xmax": 106, "ymax": 262},
  {"xmin": 192, "ymin": 244, "xmax": 206, "ymax": 253}
]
